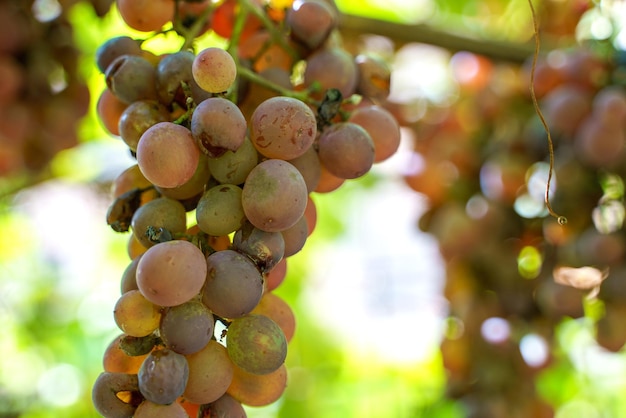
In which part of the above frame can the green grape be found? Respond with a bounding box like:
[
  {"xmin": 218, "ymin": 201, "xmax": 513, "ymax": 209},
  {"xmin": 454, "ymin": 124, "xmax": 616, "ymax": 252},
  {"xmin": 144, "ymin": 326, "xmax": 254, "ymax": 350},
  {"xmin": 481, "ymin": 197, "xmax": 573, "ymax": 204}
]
[
  {"xmin": 196, "ymin": 184, "xmax": 246, "ymax": 236},
  {"xmin": 157, "ymin": 154, "xmax": 211, "ymax": 201},
  {"xmin": 130, "ymin": 197, "xmax": 187, "ymax": 248},
  {"xmin": 207, "ymin": 136, "xmax": 259, "ymax": 185},
  {"xmin": 226, "ymin": 314, "xmax": 287, "ymax": 375}
]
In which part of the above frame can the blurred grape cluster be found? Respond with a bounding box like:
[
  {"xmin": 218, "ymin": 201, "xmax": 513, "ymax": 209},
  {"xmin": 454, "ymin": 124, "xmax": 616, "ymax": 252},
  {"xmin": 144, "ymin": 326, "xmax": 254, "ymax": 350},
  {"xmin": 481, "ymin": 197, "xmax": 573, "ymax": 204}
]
[{"xmin": 383, "ymin": 1, "xmax": 626, "ymax": 416}]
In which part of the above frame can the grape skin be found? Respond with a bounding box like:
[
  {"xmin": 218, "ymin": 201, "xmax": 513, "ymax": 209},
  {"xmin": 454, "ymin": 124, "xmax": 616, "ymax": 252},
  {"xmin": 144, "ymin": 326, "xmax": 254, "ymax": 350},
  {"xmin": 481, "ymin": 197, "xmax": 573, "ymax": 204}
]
[
  {"xmin": 136, "ymin": 240, "xmax": 207, "ymax": 307},
  {"xmin": 138, "ymin": 349, "xmax": 189, "ymax": 405},
  {"xmin": 190, "ymin": 97, "xmax": 247, "ymax": 157},
  {"xmin": 242, "ymin": 159, "xmax": 308, "ymax": 232},
  {"xmin": 318, "ymin": 122, "xmax": 375, "ymax": 179},
  {"xmin": 136, "ymin": 122, "xmax": 201, "ymax": 189},
  {"xmin": 250, "ymin": 96, "xmax": 317, "ymax": 160},
  {"xmin": 192, "ymin": 47, "xmax": 237, "ymax": 93},
  {"xmin": 203, "ymin": 249, "xmax": 264, "ymax": 319},
  {"xmin": 226, "ymin": 314, "xmax": 287, "ymax": 375}
]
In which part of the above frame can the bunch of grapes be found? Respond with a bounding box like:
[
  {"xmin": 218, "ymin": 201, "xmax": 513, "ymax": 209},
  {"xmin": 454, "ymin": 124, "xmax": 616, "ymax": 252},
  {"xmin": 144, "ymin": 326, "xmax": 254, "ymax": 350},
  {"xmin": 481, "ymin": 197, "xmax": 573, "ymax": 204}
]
[
  {"xmin": 396, "ymin": 3, "xmax": 626, "ymax": 415},
  {"xmin": 92, "ymin": 0, "xmax": 401, "ymax": 416},
  {"xmin": 0, "ymin": 0, "xmax": 112, "ymax": 176}
]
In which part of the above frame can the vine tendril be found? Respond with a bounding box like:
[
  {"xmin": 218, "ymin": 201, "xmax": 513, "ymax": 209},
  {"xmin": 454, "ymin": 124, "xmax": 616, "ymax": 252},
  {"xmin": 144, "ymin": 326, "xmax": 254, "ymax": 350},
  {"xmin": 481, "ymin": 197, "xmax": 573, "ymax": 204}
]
[{"xmin": 527, "ymin": 0, "xmax": 567, "ymax": 225}]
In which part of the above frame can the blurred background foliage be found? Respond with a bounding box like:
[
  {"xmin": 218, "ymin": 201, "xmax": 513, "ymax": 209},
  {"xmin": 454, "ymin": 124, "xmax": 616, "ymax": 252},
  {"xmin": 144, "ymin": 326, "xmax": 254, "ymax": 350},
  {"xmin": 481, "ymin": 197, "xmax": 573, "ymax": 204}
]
[{"xmin": 2, "ymin": 0, "xmax": 626, "ymax": 417}]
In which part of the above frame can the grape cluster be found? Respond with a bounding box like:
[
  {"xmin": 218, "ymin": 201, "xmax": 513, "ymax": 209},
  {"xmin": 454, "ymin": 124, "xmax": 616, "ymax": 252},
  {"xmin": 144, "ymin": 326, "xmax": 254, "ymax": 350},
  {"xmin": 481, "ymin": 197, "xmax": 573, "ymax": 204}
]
[
  {"xmin": 92, "ymin": 0, "xmax": 401, "ymax": 416},
  {"xmin": 395, "ymin": 5, "xmax": 626, "ymax": 415},
  {"xmin": 0, "ymin": 1, "xmax": 114, "ymax": 176}
]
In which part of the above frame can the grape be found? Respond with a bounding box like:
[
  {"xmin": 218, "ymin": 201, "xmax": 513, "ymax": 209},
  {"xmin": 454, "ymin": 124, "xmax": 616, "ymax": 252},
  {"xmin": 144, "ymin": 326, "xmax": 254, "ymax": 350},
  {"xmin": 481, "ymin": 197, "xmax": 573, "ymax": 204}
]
[
  {"xmin": 96, "ymin": 36, "xmax": 142, "ymax": 73},
  {"xmin": 232, "ymin": 221, "xmax": 285, "ymax": 273},
  {"xmin": 128, "ymin": 233, "xmax": 149, "ymax": 260},
  {"xmin": 103, "ymin": 334, "xmax": 149, "ymax": 374},
  {"xmin": 250, "ymin": 96, "xmax": 317, "ymax": 160},
  {"xmin": 207, "ymin": 393, "xmax": 247, "ymax": 418},
  {"xmin": 114, "ymin": 289, "xmax": 162, "ymax": 337},
  {"xmin": 157, "ymin": 154, "xmax": 211, "ymax": 201},
  {"xmin": 134, "ymin": 399, "xmax": 189, "ymax": 418},
  {"xmin": 226, "ymin": 314, "xmax": 287, "ymax": 375},
  {"xmin": 315, "ymin": 162, "xmax": 345, "ymax": 193},
  {"xmin": 196, "ymin": 184, "xmax": 246, "ymax": 236},
  {"xmin": 348, "ymin": 105, "xmax": 401, "ymax": 162},
  {"xmin": 211, "ymin": 0, "xmax": 263, "ymax": 41},
  {"xmin": 286, "ymin": 0, "xmax": 336, "ymax": 50},
  {"xmin": 136, "ymin": 121, "xmax": 201, "ymax": 189},
  {"xmin": 355, "ymin": 54, "xmax": 391, "ymax": 100},
  {"xmin": 92, "ymin": 372, "xmax": 141, "ymax": 418},
  {"xmin": 130, "ymin": 197, "xmax": 187, "ymax": 248},
  {"xmin": 250, "ymin": 292, "xmax": 296, "ymax": 342},
  {"xmin": 192, "ymin": 47, "xmax": 237, "ymax": 93},
  {"xmin": 105, "ymin": 54, "xmax": 158, "ymax": 104},
  {"xmin": 190, "ymin": 97, "xmax": 247, "ymax": 157},
  {"xmin": 160, "ymin": 299, "xmax": 215, "ymax": 355},
  {"xmin": 242, "ymin": 159, "xmax": 308, "ymax": 232},
  {"xmin": 138, "ymin": 349, "xmax": 189, "ymax": 405},
  {"xmin": 116, "ymin": 0, "xmax": 175, "ymax": 32},
  {"xmin": 238, "ymin": 30, "xmax": 294, "ymax": 73},
  {"xmin": 156, "ymin": 50, "xmax": 210, "ymax": 107},
  {"xmin": 287, "ymin": 146, "xmax": 321, "ymax": 193},
  {"xmin": 304, "ymin": 47, "xmax": 358, "ymax": 98},
  {"xmin": 207, "ymin": 136, "xmax": 259, "ymax": 185},
  {"xmin": 118, "ymin": 100, "xmax": 171, "ymax": 151},
  {"xmin": 111, "ymin": 164, "xmax": 154, "ymax": 200},
  {"xmin": 97, "ymin": 88, "xmax": 127, "ymax": 136},
  {"xmin": 184, "ymin": 340, "xmax": 235, "ymax": 404},
  {"xmin": 317, "ymin": 122, "xmax": 375, "ymax": 179},
  {"xmin": 203, "ymin": 250, "xmax": 264, "ymax": 319},
  {"xmin": 265, "ymin": 258, "xmax": 287, "ymax": 292},
  {"xmin": 227, "ymin": 363, "xmax": 287, "ymax": 406},
  {"xmin": 136, "ymin": 240, "xmax": 207, "ymax": 307},
  {"xmin": 281, "ymin": 214, "xmax": 308, "ymax": 257},
  {"xmin": 304, "ymin": 195, "xmax": 317, "ymax": 236}
]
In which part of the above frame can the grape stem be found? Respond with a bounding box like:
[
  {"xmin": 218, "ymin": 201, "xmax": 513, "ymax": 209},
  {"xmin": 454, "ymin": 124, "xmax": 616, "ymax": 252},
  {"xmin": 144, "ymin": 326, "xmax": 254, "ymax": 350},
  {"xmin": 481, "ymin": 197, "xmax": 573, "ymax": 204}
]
[
  {"xmin": 236, "ymin": 63, "xmax": 321, "ymax": 105},
  {"xmin": 527, "ymin": 0, "xmax": 567, "ymax": 226},
  {"xmin": 238, "ymin": 0, "xmax": 300, "ymax": 62}
]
